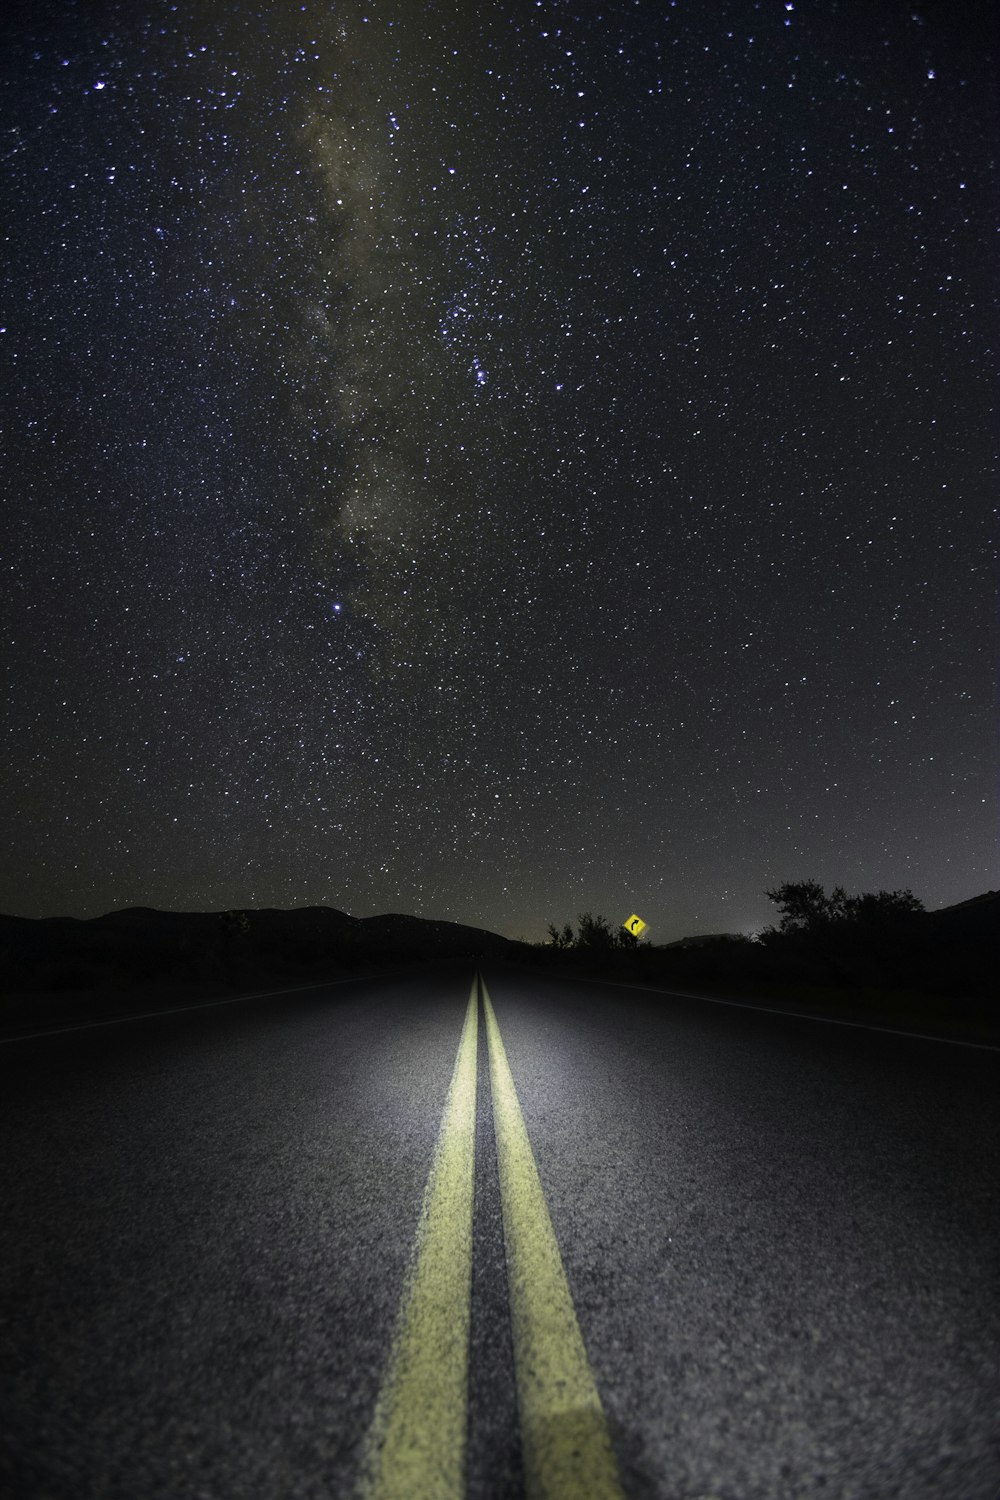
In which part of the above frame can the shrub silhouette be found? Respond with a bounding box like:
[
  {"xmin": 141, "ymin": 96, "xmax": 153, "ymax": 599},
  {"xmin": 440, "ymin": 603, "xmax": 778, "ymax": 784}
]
[
  {"xmin": 544, "ymin": 913, "xmax": 642, "ymax": 952},
  {"xmin": 545, "ymin": 922, "xmax": 575, "ymax": 949}
]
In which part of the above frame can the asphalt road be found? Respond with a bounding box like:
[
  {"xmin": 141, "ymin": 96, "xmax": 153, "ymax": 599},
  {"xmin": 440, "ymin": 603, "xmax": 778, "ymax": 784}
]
[{"xmin": 0, "ymin": 966, "xmax": 997, "ymax": 1499}]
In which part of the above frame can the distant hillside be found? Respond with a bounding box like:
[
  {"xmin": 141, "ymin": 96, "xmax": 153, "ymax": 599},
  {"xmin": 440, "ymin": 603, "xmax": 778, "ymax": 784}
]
[
  {"xmin": 933, "ymin": 889, "xmax": 999, "ymax": 912},
  {"xmin": 0, "ymin": 904, "xmax": 516, "ymax": 995},
  {"xmin": 660, "ymin": 932, "xmax": 741, "ymax": 950},
  {"xmin": 929, "ymin": 889, "xmax": 1000, "ymax": 924}
]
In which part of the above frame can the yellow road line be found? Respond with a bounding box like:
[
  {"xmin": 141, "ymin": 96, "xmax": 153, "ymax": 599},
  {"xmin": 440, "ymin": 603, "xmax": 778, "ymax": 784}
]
[
  {"xmin": 356, "ymin": 978, "xmax": 479, "ymax": 1500},
  {"xmin": 482, "ymin": 977, "xmax": 625, "ymax": 1500}
]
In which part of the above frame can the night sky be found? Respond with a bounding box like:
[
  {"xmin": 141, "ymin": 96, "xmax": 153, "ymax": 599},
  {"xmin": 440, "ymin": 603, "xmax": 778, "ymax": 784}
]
[{"xmin": 2, "ymin": 0, "xmax": 996, "ymax": 942}]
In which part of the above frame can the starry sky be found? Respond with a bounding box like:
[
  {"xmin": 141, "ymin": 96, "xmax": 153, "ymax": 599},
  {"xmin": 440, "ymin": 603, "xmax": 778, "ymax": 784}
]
[{"xmin": 2, "ymin": 0, "xmax": 996, "ymax": 942}]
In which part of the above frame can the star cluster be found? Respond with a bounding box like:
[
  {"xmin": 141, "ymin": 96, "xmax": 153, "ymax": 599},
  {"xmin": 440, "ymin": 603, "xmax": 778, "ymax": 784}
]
[{"xmin": 2, "ymin": 0, "xmax": 996, "ymax": 940}]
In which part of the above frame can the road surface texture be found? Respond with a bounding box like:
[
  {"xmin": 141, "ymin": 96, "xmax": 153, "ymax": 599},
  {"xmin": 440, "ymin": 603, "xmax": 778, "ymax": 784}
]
[{"xmin": 0, "ymin": 965, "xmax": 997, "ymax": 1498}]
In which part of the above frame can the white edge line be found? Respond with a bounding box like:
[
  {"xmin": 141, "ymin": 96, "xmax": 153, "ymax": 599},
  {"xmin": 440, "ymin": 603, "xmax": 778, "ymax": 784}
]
[
  {"xmin": 0, "ymin": 969, "xmax": 407, "ymax": 1045},
  {"xmin": 502, "ymin": 965, "xmax": 1000, "ymax": 1054}
]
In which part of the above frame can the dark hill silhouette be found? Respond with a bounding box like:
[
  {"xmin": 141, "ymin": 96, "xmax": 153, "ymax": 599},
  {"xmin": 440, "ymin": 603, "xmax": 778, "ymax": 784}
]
[
  {"xmin": 928, "ymin": 889, "xmax": 999, "ymax": 932},
  {"xmin": 356, "ymin": 912, "xmax": 512, "ymax": 959},
  {"xmin": 0, "ymin": 904, "xmax": 515, "ymax": 998},
  {"xmin": 933, "ymin": 889, "xmax": 998, "ymax": 911},
  {"xmin": 660, "ymin": 932, "xmax": 739, "ymax": 950}
]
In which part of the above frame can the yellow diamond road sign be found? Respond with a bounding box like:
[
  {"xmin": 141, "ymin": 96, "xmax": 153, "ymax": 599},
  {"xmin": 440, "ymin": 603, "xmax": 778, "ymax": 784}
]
[{"xmin": 623, "ymin": 914, "xmax": 647, "ymax": 937}]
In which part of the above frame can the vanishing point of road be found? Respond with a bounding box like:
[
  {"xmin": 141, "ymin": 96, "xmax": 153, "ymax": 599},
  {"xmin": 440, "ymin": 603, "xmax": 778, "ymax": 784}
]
[{"xmin": 0, "ymin": 965, "xmax": 997, "ymax": 1498}]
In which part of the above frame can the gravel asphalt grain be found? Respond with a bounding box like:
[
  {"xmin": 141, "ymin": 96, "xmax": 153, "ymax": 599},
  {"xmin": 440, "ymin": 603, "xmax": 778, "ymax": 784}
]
[{"xmin": 0, "ymin": 965, "xmax": 997, "ymax": 1499}]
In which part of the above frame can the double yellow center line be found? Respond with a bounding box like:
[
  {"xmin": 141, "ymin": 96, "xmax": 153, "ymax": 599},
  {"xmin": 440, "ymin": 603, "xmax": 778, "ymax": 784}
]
[{"xmin": 357, "ymin": 975, "xmax": 624, "ymax": 1500}]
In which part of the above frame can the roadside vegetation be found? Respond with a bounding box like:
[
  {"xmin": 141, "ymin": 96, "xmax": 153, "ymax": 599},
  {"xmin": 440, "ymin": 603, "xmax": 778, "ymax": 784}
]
[{"xmin": 531, "ymin": 882, "xmax": 998, "ymax": 1041}]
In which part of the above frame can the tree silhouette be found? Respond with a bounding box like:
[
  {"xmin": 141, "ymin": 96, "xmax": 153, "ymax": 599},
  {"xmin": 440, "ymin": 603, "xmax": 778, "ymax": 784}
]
[
  {"xmin": 575, "ymin": 912, "xmax": 618, "ymax": 950},
  {"xmin": 766, "ymin": 881, "xmax": 923, "ymax": 935},
  {"xmin": 765, "ymin": 880, "xmax": 844, "ymax": 932}
]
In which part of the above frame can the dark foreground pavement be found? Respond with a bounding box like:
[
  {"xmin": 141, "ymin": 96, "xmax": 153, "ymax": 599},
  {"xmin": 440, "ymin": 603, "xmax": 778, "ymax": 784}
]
[{"xmin": 0, "ymin": 965, "xmax": 997, "ymax": 1498}]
